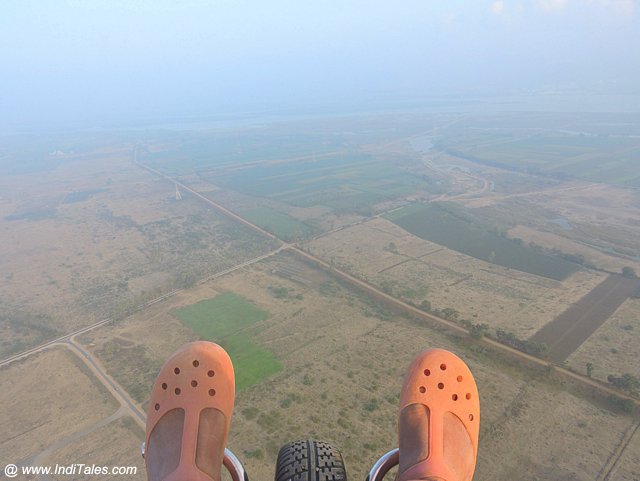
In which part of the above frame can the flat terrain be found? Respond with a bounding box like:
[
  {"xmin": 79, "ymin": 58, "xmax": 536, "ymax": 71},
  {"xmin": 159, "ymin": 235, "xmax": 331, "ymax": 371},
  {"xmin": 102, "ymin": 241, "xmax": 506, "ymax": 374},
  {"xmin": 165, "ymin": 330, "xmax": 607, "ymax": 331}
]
[
  {"xmin": 531, "ymin": 275, "xmax": 640, "ymax": 362},
  {"xmin": 49, "ymin": 418, "xmax": 145, "ymax": 481},
  {"xmin": 2, "ymin": 111, "xmax": 640, "ymax": 481},
  {"xmin": 0, "ymin": 141, "xmax": 276, "ymax": 358},
  {"xmin": 309, "ymin": 217, "xmax": 606, "ymax": 338},
  {"xmin": 386, "ymin": 202, "xmax": 580, "ymax": 280},
  {"xmin": 174, "ymin": 293, "xmax": 281, "ymax": 390},
  {"xmin": 613, "ymin": 422, "xmax": 640, "ymax": 481},
  {"xmin": 78, "ymin": 254, "xmax": 639, "ymax": 481},
  {"xmin": 0, "ymin": 347, "xmax": 117, "ymax": 463},
  {"xmin": 437, "ymin": 112, "xmax": 640, "ymax": 187},
  {"xmin": 567, "ymin": 298, "xmax": 640, "ymax": 383}
]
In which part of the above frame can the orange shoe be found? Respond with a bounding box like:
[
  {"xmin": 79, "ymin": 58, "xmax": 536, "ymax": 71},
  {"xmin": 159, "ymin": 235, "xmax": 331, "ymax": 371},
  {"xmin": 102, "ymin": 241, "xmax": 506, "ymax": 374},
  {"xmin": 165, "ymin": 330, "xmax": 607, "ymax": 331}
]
[
  {"xmin": 145, "ymin": 341, "xmax": 235, "ymax": 481},
  {"xmin": 397, "ymin": 349, "xmax": 479, "ymax": 481}
]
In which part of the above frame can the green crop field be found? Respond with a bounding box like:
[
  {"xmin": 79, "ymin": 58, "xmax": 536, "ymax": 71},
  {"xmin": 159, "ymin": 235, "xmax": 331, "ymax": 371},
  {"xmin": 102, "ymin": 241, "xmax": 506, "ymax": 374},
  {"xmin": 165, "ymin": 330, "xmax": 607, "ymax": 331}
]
[
  {"xmin": 140, "ymin": 131, "xmax": 346, "ymax": 175},
  {"xmin": 173, "ymin": 293, "xmax": 281, "ymax": 390},
  {"xmin": 438, "ymin": 131, "xmax": 640, "ymax": 187},
  {"xmin": 386, "ymin": 203, "xmax": 581, "ymax": 281},
  {"xmin": 213, "ymin": 154, "xmax": 442, "ymax": 215},
  {"xmin": 241, "ymin": 207, "xmax": 316, "ymax": 241}
]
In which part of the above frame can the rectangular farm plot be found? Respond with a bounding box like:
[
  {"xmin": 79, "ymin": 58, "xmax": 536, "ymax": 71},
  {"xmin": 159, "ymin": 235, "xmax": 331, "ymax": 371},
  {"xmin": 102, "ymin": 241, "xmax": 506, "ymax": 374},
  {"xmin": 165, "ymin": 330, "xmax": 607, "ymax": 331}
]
[
  {"xmin": 386, "ymin": 203, "xmax": 580, "ymax": 280},
  {"xmin": 530, "ymin": 275, "xmax": 640, "ymax": 363},
  {"xmin": 212, "ymin": 154, "xmax": 435, "ymax": 214},
  {"xmin": 240, "ymin": 207, "xmax": 316, "ymax": 241},
  {"xmin": 309, "ymin": 217, "xmax": 606, "ymax": 338},
  {"xmin": 173, "ymin": 293, "xmax": 282, "ymax": 390},
  {"xmin": 566, "ymin": 297, "xmax": 640, "ymax": 382}
]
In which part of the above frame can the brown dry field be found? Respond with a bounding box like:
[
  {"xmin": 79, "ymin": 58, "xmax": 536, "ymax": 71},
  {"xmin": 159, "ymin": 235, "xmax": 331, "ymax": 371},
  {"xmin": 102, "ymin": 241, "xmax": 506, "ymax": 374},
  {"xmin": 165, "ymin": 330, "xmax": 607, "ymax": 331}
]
[
  {"xmin": 531, "ymin": 275, "xmax": 640, "ymax": 362},
  {"xmin": 50, "ymin": 418, "xmax": 145, "ymax": 481},
  {"xmin": 76, "ymin": 253, "xmax": 638, "ymax": 481},
  {"xmin": 308, "ymin": 217, "xmax": 606, "ymax": 339},
  {"xmin": 614, "ymin": 424, "xmax": 640, "ymax": 481},
  {"xmin": 0, "ymin": 147, "xmax": 275, "ymax": 358},
  {"xmin": 567, "ymin": 298, "xmax": 640, "ymax": 383},
  {"xmin": 0, "ymin": 347, "xmax": 117, "ymax": 463},
  {"xmin": 3, "ymin": 129, "xmax": 640, "ymax": 481}
]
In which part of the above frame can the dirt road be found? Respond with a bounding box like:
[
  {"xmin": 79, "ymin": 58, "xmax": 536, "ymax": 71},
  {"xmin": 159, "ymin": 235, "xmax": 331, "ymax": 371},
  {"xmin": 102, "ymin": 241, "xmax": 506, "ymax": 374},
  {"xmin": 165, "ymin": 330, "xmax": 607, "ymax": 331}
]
[{"xmin": 135, "ymin": 158, "xmax": 640, "ymax": 407}]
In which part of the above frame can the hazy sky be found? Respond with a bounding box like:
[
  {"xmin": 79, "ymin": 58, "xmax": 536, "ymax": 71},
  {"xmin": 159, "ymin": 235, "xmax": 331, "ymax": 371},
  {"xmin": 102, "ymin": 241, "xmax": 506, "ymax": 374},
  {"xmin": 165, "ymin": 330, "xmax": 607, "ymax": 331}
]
[{"xmin": 1, "ymin": 0, "xmax": 639, "ymax": 128}]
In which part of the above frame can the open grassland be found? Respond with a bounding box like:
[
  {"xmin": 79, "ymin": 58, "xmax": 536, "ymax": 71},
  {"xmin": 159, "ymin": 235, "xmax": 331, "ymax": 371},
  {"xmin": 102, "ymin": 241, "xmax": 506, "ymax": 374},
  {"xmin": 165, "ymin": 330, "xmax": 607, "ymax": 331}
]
[
  {"xmin": 0, "ymin": 141, "xmax": 277, "ymax": 358},
  {"xmin": 567, "ymin": 298, "xmax": 640, "ymax": 383},
  {"xmin": 174, "ymin": 292, "xmax": 281, "ymax": 391},
  {"xmin": 50, "ymin": 418, "xmax": 145, "ymax": 481},
  {"xmin": 614, "ymin": 423, "xmax": 640, "ymax": 481},
  {"xmin": 385, "ymin": 202, "xmax": 580, "ymax": 280},
  {"xmin": 0, "ymin": 347, "xmax": 117, "ymax": 463},
  {"xmin": 78, "ymin": 254, "xmax": 638, "ymax": 481},
  {"xmin": 309, "ymin": 217, "xmax": 605, "ymax": 338},
  {"xmin": 5, "ymin": 112, "xmax": 640, "ymax": 481}
]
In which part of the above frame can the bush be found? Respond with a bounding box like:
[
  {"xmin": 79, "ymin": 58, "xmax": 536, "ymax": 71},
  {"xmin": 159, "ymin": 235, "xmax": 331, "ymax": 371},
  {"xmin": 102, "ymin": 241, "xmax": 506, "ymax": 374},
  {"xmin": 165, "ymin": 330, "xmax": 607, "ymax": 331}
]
[
  {"xmin": 606, "ymin": 395, "xmax": 635, "ymax": 414},
  {"xmin": 364, "ymin": 399, "xmax": 379, "ymax": 412},
  {"xmin": 607, "ymin": 374, "xmax": 640, "ymax": 396},
  {"xmin": 495, "ymin": 328, "xmax": 549, "ymax": 357},
  {"xmin": 469, "ymin": 323, "xmax": 490, "ymax": 340}
]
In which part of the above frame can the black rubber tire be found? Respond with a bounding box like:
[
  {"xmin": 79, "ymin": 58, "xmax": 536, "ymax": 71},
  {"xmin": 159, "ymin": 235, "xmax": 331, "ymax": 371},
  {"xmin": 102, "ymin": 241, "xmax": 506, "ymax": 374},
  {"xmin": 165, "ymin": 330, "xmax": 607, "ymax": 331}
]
[{"xmin": 275, "ymin": 439, "xmax": 347, "ymax": 481}]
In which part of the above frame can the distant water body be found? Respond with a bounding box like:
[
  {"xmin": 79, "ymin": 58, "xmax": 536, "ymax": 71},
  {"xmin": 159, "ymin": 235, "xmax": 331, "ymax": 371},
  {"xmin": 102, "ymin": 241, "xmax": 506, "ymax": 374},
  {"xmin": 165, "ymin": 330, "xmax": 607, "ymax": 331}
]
[{"xmin": 5, "ymin": 92, "xmax": 639, "ymax": 135}]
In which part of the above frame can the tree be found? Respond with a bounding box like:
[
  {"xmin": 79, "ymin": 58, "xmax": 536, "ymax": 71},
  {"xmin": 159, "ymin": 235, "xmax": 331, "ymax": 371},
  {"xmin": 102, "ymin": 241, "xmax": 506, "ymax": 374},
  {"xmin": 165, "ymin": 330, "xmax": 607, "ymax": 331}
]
[
  {"xmin": 419, "ymin": 300, "xmax": 431, "ymax": 312},
  {"xmin": 608, "ymin": 373, "xmax": 640, "ymax": 395},
  {"xmin": 586, "ymin": 363, "xmax": 594, "ymax": 378},
  {"xmin": 470, "ymin": 323, "xmax": 490, "ymax": 340},
  {"xmin": 441, "ymin": 307, "xmax": 459, "ymax": 321}
]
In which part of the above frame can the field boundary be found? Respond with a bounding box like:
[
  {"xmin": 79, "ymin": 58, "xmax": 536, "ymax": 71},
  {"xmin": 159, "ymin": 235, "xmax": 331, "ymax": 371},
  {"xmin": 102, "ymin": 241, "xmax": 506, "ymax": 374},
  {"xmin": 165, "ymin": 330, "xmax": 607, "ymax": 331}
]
[
  {"xmin": 135, "ymin": 154, "xmax": 640, "ymax": 408},
  {"xmin": 530, "ymin": 274, "xmax": 640, "ymax": 362}
]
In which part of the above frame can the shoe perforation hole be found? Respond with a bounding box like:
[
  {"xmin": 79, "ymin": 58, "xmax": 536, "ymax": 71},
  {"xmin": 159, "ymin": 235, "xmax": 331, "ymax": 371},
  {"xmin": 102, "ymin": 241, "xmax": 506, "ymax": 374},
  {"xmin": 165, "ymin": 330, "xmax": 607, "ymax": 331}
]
[
  {"xmin": 154, "ymin": 403, "xmax": 160, "ymax": 411},
  {"xmin": 457, "ymin": 375, "xmax": 463, "ymax": 382},
  {"xmin": 469, "ymin": 414, "xmax": 474, "ymax": 421},
  {"xmin": 440, "ymin": 364, "xmax": 447, "ymax": 371},
  {"xmin": 424, "ymin": 369, "xmax": 431, "ymax": 376},
  {"xmin": 193, "ymin": 360, "xmax": 199, "ymax": 367},
  {"xmin": 452, "ymin": 394, "xmax": 458, "ymax": 401},
  {"xmin": 174, "ymin": 367, "xmax": 180, "ymax": 375},
  {"xmin": 419, "ymin": 386, "xmax": 426, "ymax": 394},
  {"xmin": 191, "ymin": 380, "xmax": 198, "ymax": 387},
  {"xmin": 208, "ymin": 389, "xmax": 216, "ymax": 396},
  {"xmin": 438, "ymin": 382, "xmax": 445, "ymax": 390},
  {"xmin": 466, "ymin": 393, "xmax": 472, "ymax": 400},
  {"xmin": 175, "ymin": 388, "xmax": 181, "ymax": 395},
  {"xmin": 207, "ymin": 370, "xmax": 215, "ymax": 378},
  {"xmin": 161, "ymin": 383, "xmax": 168, "ymax": 390}
]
